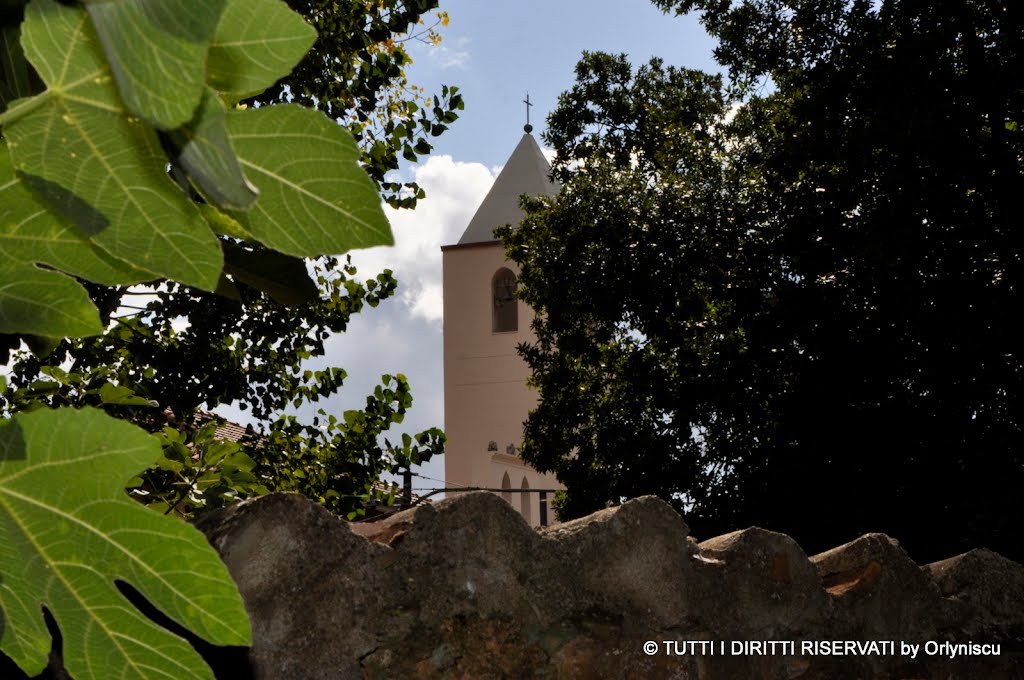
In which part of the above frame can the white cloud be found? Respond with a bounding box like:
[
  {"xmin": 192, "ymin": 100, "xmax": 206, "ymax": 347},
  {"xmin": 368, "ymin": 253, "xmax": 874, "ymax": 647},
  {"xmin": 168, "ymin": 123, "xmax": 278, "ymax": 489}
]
[
  {"xmin": 349, "ymin": 154, "xmax": 496, "ymax": 324},
  {"xmin": 722, "ymin": 100, "xmax": 742, "ymax": 125},
  {"xmin": 426, "ymin": 36, "xmax": 471, "ymax": 70}
]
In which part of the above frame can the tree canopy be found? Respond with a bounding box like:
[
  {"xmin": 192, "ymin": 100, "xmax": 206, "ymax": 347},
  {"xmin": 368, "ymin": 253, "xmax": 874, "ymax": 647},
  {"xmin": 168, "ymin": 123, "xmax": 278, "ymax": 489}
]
[{"xmin": 504, "ymin": 0, "xmax": 1024, "ymax": 562}]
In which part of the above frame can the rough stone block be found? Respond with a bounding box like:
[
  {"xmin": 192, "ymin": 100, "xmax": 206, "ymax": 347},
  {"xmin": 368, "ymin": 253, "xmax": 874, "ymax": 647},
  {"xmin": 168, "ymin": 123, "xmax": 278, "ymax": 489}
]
[
  {"xmin": 695, "ymin": 527, "xmax": 828, "ymax": 637},
  {"xmin": 368, "ymin": 492, "xmax": 545, "ymax": 624},
  {"xmin": 811, "ymin": 533, "xmax": 942, "ymax": 641},
  {"xmin": 925, "ymin": 548, "xmax": 1024, "ymax": 638},
  {"xmin": 195, "ymin": 493, "xmax": 390, "ymax": 679},
  {"xmin": 541, "ymin": 495, "xmax": 696, "ymax": 628}
]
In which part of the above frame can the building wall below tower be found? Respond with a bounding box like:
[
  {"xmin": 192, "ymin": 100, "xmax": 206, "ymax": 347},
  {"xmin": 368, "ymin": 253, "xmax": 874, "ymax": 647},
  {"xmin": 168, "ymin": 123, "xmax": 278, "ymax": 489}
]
[{"xmin": 442, "ymin": 241, "xmax": 561, "ymax": 525}]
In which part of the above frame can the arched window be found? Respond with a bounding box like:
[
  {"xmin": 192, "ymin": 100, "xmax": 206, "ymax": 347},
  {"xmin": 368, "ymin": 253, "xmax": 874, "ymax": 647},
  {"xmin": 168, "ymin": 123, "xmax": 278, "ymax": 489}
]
[
  {"xmin": 492, "ymin": 268, "xmax": 518, "ymax": 332},
  {"xmin": 501, "ymin": 471, "xmax": 512, "ymax": 505},
  {"xmin": 520, "ymin": 477, "xmax": 532, "ymax": 525}
]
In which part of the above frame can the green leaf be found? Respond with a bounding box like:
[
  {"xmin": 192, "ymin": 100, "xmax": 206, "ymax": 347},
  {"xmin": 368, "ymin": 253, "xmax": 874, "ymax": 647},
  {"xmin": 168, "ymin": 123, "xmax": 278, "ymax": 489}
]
[
  {"xmin": 223, "ymin": 451, "xmax": 256, "ymax": 473},
  {"xmin": 225, "ymin": 105, "xmax": 393, "ymax": 256},
  {"xmin": 1, "ymin": 24, "xmax": 32, "ymax": 110},
  {"xmin": 84, "ymin": 0, "xmax": 228, "ymax": 129},
  {"xmin": 214, "ymin": 271, "xmax": 242, "ymax": 301},
  {"xmin": 166, "ymin": 441, "xmax": 191, "ymax": 465},
  {"xmin": 5, "ymin": 0, "xmax": 223, "ymax": 290},
  {"xmin": 0, "ymin": 407, "xmax": 250, "ymax": 680},
  {"xmin": 98, "ymin": 382, "xmax": 158, "ymax": 407},
  {"xmin": 0, "ymin": 145, "xmax": 150, "ymax": 287},
  {"xmin": 0, "ymin": 144, "xmax": 114, "ymax": 338},
  {"xmin": 38, "ymin": 365, "xmax": 68, "ymax": 384},
  {"xmin": 208, "ymin": 0, "xmax": 316, "ymax": 100},
  {"xmin": 23, "ymin": 334, "xmax": 59, "ymax": 358},
  {"xmin": 0, "ymin": 258, "xmax": 101, "ymax": 337},
  {"xmin": 165, "ymin": 88, "xmax": 258, "ymax": 209},
  {"xmin": 199, "ymin": 203, "xmax": 252, "ymax": 240},
  {"xmin": 155, "ymin": 453, "xmax": 185, "ymax": 474},
  {"xmin": 222, "ymin": 241, "xmax": 318, "ymax": 306}
]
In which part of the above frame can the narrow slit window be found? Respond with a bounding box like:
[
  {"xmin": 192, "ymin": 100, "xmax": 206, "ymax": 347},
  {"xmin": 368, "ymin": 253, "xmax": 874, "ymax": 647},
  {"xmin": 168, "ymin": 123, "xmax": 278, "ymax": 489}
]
[
  {"xmin": 501, "ymin": 471, "xmax": 512, "ymax": 505},
  {"xmin": 492, "ymin": 268, "xmax": 518, "ymax": 332},
  {"xmin": 520, "ymin": 477, "xmax": 532, "ymax": 525}
]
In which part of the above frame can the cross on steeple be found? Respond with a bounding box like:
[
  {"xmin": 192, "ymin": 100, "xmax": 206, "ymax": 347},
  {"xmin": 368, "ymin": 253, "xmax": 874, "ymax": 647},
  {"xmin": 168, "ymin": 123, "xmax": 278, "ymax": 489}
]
[{"xmin": 523, "ymin": 93, "xmax": 534, "ymax": 133}]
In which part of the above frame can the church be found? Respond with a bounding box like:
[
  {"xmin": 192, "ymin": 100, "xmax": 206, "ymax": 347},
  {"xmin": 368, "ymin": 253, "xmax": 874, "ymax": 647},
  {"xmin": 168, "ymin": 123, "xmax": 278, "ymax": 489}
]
[{"xmin": 441, "ymin": 124, "xmax": 562, "ymax": 526}]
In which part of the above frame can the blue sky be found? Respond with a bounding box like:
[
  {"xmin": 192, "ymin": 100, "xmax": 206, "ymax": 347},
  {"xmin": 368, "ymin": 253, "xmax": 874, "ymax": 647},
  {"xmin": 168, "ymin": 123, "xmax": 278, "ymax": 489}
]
[
  {"xmin": 217, "ymin": 1, "xmax": 722, "ymax": 495},
  {"xmin": 404, "ymin": 0, "xmax": 720, "ymax": 166}
]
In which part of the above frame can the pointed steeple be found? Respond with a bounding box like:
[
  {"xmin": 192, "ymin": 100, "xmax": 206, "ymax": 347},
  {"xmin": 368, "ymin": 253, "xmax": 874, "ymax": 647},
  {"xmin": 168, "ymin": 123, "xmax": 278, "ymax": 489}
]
[{"xmin": 456, "ymin": 130, "xmax": 558, "ymax": 245}]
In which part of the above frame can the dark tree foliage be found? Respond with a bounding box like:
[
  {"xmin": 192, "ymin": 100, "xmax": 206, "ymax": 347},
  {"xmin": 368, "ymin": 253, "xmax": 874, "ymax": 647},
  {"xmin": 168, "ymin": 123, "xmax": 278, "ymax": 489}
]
[
  {"xmin": 504, "ymin": 0, "xmax": 1024, "ymax": 562},
  {"xmin": 1, "ymin": 259, "xmax": 443, "ymax": 518},
  {"xmin": 4, "ymin": 258, "xmax": 389, "ymax": 423}
]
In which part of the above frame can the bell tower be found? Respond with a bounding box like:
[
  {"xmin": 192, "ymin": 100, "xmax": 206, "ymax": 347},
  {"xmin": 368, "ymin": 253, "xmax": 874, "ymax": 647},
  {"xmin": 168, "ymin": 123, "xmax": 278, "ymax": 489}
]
[{"xmin": 441, "ymin": 125, "xmax": 561, "ymax": 525}]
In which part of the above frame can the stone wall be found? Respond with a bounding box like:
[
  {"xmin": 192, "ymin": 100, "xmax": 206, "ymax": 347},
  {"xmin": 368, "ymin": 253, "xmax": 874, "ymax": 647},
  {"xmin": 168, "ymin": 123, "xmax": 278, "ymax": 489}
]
[{"xmin": 194, "ymin": 492, "xmax": 1024, "ymax": 680}]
